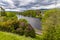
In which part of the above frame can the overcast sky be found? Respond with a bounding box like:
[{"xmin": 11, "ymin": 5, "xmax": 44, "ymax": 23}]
[{"xmin": 0, "ymin": 0, "xmax": 60, "ymax": 11}]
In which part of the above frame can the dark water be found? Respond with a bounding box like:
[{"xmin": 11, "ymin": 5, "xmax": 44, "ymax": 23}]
[{"xmin": 17, "ymin": 15, "xmax": 41, "ymax": 31}]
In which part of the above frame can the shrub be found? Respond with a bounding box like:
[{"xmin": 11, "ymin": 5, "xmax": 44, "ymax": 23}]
[
  {"xmin": 0, "ymin": 16, "xmax": 8, "ymax": 22},
  {"xmin": 24, "ymin": 24, "xmax": 36, "ymax": 38},
  {"xmin": 14, "ymin": 19, "xmax": 36, "ymax": 38},
  {"xmin": 15, "ymin": 28, "xmax": 24, "ymax": 35},
  {"xmin": 0, "ymin": 22, "xmax": 14, "ymax": 32},
  {"xmin": 14, "ymin": 19, "xmax": 28, "ymax": 35},
  {"xmin": 0, "ymin": 17, "xmax": 18, "ymax": 32},
  {"xmin": 18, "ymin": 19, "xmax": 28, "ymax": 30},
  {"xmin": 6, "ymin": 12, "xmax": 16, "ymax": 17}
]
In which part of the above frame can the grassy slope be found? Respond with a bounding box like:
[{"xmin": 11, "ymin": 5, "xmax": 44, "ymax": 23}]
[{"xmin": 0, "ymin": 31, "xmax": 41, "ymax": 40}]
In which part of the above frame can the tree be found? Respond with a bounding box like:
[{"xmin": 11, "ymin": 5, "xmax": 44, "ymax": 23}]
[{"xmin": 0, "ymin": 7, "xmax": 6, "ymax": 16}]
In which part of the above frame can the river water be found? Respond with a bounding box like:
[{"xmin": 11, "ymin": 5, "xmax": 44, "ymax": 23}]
[{"xmin": 17, "ymin": 15, "xmax": 41, "ymax": 34}]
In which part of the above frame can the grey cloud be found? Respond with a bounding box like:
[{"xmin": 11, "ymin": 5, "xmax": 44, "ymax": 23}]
[{"xmin": 0, "ymin": 0, "xmax": 60, "ymax": 11}]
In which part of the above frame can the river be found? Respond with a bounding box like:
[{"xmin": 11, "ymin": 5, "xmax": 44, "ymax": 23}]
[{"xmin": 17, "ymin": 15, "xmax": 41, "ymax": 34}]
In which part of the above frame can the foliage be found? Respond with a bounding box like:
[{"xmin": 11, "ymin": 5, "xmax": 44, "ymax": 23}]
[
  {"xmin": 42, "ymin": 9, "xmax": 60, "ymax": 40},
  {"xmin": 6, "ymin": 11, "xmax": 16, "ymax": 17},
  {"xmin": 14, "ymin": 19, "xmax": 36, "ymax": 38},
  {"xmin": 19, "ymin": 10, "xmax": 42, "ymax": 19},
  {"xmin": 0, "ymin": 16, "xmax": 7, "ymax": 22},
  {"xmin": 0, "ymin": 18, "xmax": 18, "ymax": 32},
  {"xmin": 0, "ymin": 17, "xmax": 36, "ymax": 38},
  {"xmin": 14, "ymin": 19, "xmax": 28, "ymax": 35},
  {"xmin": 24, "ymin": 24, "xmax": 36, "ymax": 38}
]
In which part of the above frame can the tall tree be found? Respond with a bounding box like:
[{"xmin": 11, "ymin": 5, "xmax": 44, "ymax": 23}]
[{"xmin": 0, "ymin": 7, "xmax": 6, "ymax": 16}]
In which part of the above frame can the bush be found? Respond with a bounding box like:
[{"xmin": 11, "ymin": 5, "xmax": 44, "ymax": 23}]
[
  {"xmin": 15, "ymin": 28, "xmax": 24, "ymax": 35},
  {"xmin": 0, "ymin": 18, "xmax": 18, "ymax": 32},
  {"xmin": 14, "ymin": 19, "xmax": 36, "ymax": 38},
  {"xmin": 6, "ymin": 12, "xmax": 16, "ymax": 17},
  {"xmin": 42, "ymin": 9, "xmax": 60, "ymax": 40},
  {"xmin": 14, "ymin": 19, "xmax": 28, "ymax": 35},
  {"xmin": 18, "ymin": 19, "xmax": 28, "ymax": 29},
  {"xmin": 24, "ymin": 24, "xmax": 36, "ymax": 38},
  {"xmin": 0, "ymin": 16, "xmax": 8, "ymax": 22}
]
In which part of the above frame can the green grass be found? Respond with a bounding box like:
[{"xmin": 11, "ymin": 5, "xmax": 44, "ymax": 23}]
[{"xmin": 0, "ymin": 31, "xmax": 41, "ymax": 40}]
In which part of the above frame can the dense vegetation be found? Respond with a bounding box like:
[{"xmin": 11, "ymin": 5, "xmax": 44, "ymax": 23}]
[
  {"xmin": 18, "ymin": 10, "xmax": 42, "ymax": 19},
  {"xmin": 0, "ymin": 7, "xmax": 36, "ymax": 38},
  {"xmin": 2, "ymin": 10, "xmax": 42, "ymax": 19},
  {"xmin": 42, "ymin": 9, "xmax": 60, "ymax": 40}
]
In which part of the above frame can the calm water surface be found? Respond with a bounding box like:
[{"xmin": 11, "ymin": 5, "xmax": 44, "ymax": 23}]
[{"xmin": 17, "ymin": 15, "xmax": 41, "ymax": 31}]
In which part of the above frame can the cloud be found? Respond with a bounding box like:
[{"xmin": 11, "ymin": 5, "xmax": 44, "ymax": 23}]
[
  {"xmin": 0, "ymin": 0, "xmax": 16, "ymax": 8},
  {"xmin": 18, "ymin": 0, "xmax": 35, "ymax": 6},
  {"xmin": 0, "ymin": 0, "xmax": 60, "ymax": 11},
  {"xmin": 5, "ymin": 8, "xmax": 27, "ymax": 11}
]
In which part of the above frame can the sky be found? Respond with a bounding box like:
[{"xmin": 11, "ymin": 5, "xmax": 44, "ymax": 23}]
[{"xmin": 0, "ymin": 0, "xmax": 60, "ymax": 11}]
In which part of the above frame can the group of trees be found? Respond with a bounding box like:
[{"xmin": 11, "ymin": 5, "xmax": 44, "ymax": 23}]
[
  {"xmin": 0, "ymin": 7, "xmax": 36, "ymax": 38},
  {"xmin": 19, "ymin": 10, "xmax": 42, "ymax": 19}
]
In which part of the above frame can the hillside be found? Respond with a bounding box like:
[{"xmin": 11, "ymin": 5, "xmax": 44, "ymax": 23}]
[{"xmin": 0, "ymin": 31, "xmax": 41, "ymax": 40}]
